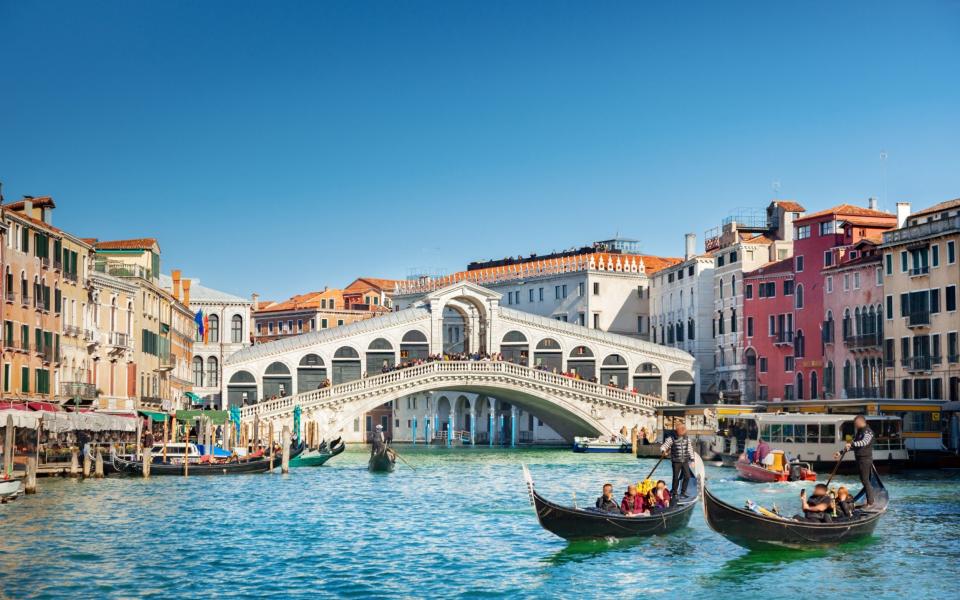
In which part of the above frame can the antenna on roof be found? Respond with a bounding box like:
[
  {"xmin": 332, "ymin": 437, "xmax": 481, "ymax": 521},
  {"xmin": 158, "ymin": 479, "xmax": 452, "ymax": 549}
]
[{"xmin": 771, "ymin": 180, "xmax": 781, "ymax": 198}]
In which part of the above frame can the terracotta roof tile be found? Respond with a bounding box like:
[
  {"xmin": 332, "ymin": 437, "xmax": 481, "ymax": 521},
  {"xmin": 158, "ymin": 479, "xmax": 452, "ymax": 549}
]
[
  {"xmin": 795, "ymin": 203, "xmax": 896, "ymax": 223},
  {"xmin": 774, "ymin": 200, "xmax": 806, "ymax": 212},
  {"xmin": 910, "ymin": 198, "xmax": 960, "ymax": 219},
  {"xmin": 744, "ymin": 257, "xmax": 795, "ymax": 279},
  {"xmin": 3, "ymin": 196, "xmax": 56, "ymax": 211},
  {"xmin": 94, "ymin": 238, "xmax": 159, "ymax": 251}
]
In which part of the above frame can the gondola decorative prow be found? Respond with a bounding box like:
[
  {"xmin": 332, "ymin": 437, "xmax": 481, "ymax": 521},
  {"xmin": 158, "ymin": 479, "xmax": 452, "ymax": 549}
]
[{"xmin": 522, "ymin": 464, "xmax": 536, "ymax": 507}]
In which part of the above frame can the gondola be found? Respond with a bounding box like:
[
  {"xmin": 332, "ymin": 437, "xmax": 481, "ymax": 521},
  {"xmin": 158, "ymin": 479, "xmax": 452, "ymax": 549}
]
[
  {"xmin": 290, "ymin": 437, "xmax": 346, "ymax": 467},
  {"xmin": 112, "ymin": 443, "xmax": 306, "ymax": 476},
  {"xmin": 702, "ymin": 468, "xmax": 889, "ymax": 550},
  {"xmin": 368, "ymin": 446, "xmax": 396, "ymax": 472},
  {"xmin": 521, "ymin": 463, "xmax": 699, "ymax": 541}
]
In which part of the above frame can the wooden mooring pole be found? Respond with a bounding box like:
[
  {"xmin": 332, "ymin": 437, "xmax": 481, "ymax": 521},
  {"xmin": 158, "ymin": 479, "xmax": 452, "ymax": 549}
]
[
  {"xmin": 94, "ymin": 448, "xmax": 104, "ymax": 478},
  {"xmin": 143, "ymin": 447, "xmax": 152, "ymax": 478},
  {"xmin": 281, "ymin": 426, "xmax": 291, "ymax": 474},
  {"xmin": 24, "ymin": 456, "xmax": 37, "ymax": 494}
]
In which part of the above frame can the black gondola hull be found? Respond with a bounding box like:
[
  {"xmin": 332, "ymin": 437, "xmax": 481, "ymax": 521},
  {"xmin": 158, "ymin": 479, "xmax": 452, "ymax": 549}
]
[
  {"xmin": 702, "ymin": 471, "xmax": 888, "ymax": 550},
  {"xmin": 112, "ymin": 444, "xmax": 305, "ymax": 476},
  {"xmin": 531, "ymin": 476, "xmax": 699, "ymax": 541},
  {"xmin": 368, "ymin": 448, "xmax": 395, "ymax": 472}
]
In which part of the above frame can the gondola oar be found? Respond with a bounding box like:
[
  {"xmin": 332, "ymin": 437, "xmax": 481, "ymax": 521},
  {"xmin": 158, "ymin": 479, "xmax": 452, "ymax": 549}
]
[
  {"xmin": 391, "ymin": 448, "xmax": 417, "ymax": 471},
  {"xmin": 643, "ymin": 455, "xmax": 666, "ymax": 481},
  {"xmin": 825, "ymin": 449, "xmax": 847, "ymax": 488}
]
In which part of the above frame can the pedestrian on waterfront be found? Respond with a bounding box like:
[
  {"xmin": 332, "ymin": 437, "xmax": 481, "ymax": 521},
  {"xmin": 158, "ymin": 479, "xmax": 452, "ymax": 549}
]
[
  {"xmin": 595, "ymin": 483, "xmax": 621, "ymax": 513},
  {"xmin": 835, "ymin": 415, "xmax": 876, "ymax": 506},
  {"xmin": 660, "ymin": 422, "xmax": 694, "ymax": 504}
]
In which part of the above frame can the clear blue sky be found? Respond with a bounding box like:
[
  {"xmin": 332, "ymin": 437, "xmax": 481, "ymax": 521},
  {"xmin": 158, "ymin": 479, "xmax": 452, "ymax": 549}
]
[{"xmin": 1, "ymin": 1, "xmax": 957, "ymax": 300}]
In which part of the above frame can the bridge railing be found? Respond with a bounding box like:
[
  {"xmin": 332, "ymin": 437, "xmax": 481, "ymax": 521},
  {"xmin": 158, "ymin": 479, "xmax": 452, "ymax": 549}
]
[{"xmin": 239, "ymin": 360, "xmax": 671, "ymax": 421}]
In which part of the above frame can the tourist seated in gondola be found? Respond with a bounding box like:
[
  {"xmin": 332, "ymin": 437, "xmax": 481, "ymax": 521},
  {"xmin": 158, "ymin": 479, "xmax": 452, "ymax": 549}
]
[
  {"xmin": 620, "ymin": 484, "xmax": 650, "ymax": 516},
  {"xmin": 836, "ymin": 486, "xmax": 856, "ymax": 519},
  {"xmin": 651, "ymin": 480, "xmax": 671, "ymax": 512},
  {"xmin": 798, "ymin": 484, "xmax": 833, "ymax": 522},
  {"xmin": 595, "ymin": 483, "xmax": 622, "ymax": 514}
]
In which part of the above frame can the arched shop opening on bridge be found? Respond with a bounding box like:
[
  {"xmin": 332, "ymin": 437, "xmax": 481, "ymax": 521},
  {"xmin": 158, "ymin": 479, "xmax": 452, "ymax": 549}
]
[
  {"xmin": 567, "ymin": 346, "xmax": 595, "ymax": 379},
  {"xmin": 533, "ymin": 338, "xmax": 562, "ymax": 372},
  {"xmin": 263, "ymin": 361, "xmax": 292, "ymax": 398},
  {"xmin": 600, "ymin": 354, "xmax": 629, "ymax": 388},
  {"xmin": 500, "ymin": 331, "xmax": 529, "ymax": 365},
  {"xmin": 667, "ymin": 371, "xmax": 695, "ymax": 404},
  {"xmin": 297, "ymin": 354, "xmax": 326, "ymax": 393},
  {"xmin": 400, "ymin": 330, "xmax": 429, "ymax": 360},
  {"xmin": 633, "ymin": 363, "xmax": 661, "ymax": 396},
  {"xmin": 332, "ymin": 346, "xmax": 362, "ymax": 384},
  {"xmin": 227, "ymin": 370, "xmax": 257, "ymax": 407},
  {"xmin": 367, "ymin": 337, "xmax": 395, "ymax": 373}
]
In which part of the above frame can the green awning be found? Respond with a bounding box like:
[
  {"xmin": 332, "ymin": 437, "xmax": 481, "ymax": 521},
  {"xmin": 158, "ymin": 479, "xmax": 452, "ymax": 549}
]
[
  {"xmin": 138, "ymin": 410, "xmax": 168, "ymax": 422},
  {"xmin": 175, "ymin": 409, "xmax": 230, "ymax": 425}
]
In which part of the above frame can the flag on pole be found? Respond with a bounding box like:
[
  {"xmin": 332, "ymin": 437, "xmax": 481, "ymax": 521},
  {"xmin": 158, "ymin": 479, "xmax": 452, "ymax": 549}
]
[
  {"xmin": 203, "ymin": 314, "xmax": 210, "ymax": 343},
  {"xmin": 195, "ymin": 309, "xmax": 204, "ymax": 337}
]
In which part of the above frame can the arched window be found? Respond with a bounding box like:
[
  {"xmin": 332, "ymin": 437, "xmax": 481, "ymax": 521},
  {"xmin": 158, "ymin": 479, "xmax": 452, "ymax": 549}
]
[
  {"xmin": 795, "ymin": 284, "xmax": 804, "ymax": 309},
  {"xmin": 192, "ymin": 356, "xmax": 204, "ymax": 387},
  {"xmin": 810, "ymin": 371, "xmax": 819, "ymax": 399},
  {"xmin": 110, "ymin": 298, "xmax": 118, "ymax": 332},
  {"xmin": 796, "ymin": 372, "xmax": 805, "ymax": 400},
  {"xmin": 730, "ymin": 308, "xmax": 737, "ymax": 333},
  {"xmin": 731, "ymin": 275, "xmax": 736, "ymax": 296},
  {"xmin": 687, "ymin": 318, "xmax": 695, "ymax": 340},
  {"xmin": 206, "ymin": 357, "xmax": 219, "ymax": 387},
  {"xmin": 231, "ymin": 315, "xmax": 243, "ymax": 343},
  {"xmin": 843, "ymin": 360, "xmax": 852, "ymax": 394},
  {"xmin": 719, "ymin": 277, "xmax": 724, "ymax": 299},
  {"xmin": 208, "ymin": 314, "xmax": 219, "ymax": 343}
]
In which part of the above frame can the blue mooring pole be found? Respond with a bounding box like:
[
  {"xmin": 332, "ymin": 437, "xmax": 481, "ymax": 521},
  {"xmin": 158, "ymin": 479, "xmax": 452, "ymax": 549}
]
[
  {"xmin": 499, "ymin": 415, "xmax": 505, "ymax": 447},
  {"xmin": 511, "ymin": 413, "xmax": 517, "ymax": 448},
  {"xmin": 489, "ymin": 413, "xmax": 494, "ymax": 447},
  {"xmin": 412, "ymin": 416, "xmax": 417, "ymax": 446},
  {"xmin": 447, "ymin": 414, "xmax": 453, "ymax": 447}
]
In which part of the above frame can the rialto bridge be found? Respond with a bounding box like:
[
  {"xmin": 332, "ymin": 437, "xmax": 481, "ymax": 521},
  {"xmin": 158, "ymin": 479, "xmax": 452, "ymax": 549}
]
[{"xmin": 225, "ymin": 282, "xmax": 695, "ymax": 442}]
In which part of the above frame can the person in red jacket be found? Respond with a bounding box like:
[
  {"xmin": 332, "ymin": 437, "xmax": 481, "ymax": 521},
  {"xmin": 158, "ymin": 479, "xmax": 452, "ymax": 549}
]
[
  {"xmin": 620, "ymin": 484, "xmax": 649, "ymax": 516},
  {"xmin": 651, "ymin": 480, "xmax": 671, "ymax": 511}
]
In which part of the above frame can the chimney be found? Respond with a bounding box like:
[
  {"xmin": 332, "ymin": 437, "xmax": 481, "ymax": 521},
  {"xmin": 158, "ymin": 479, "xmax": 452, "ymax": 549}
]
[
  {"xmin": 171, "ymin": 269, "xmax": 182, "ymax": 301},
  {"xmin": 23, "ymin": 198, "xmax": 33, "ymax": 216},
  {"xmin": 684, "ymin": 233, "xmax": 696, "ymax": 261},
  {"xmin": 251, "ymin": 293, "xmax": 260, "ymax": 311},
  {"xmin": 896, "ymin": 202, "xmax": 911, "ymax": 228},
  {"xmin": 182, "ymin": 278, "xmax": 192, "ymax": 306},
  {"xmin": 868, "ymin": 197, "xmax": 878, "ymax": 211}
]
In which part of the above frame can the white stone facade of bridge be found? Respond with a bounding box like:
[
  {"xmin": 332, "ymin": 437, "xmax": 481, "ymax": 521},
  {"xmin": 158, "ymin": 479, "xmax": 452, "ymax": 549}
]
[{"xmin": 223, "ymin": 282, "xmax": 695, "ymax": 440}]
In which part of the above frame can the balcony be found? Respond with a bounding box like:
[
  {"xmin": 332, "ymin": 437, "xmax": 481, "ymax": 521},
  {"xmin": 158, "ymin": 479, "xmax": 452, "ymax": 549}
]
[
  {"xmin": 902, "ymin": 356, "xmax": 939, "ymax": 372},
  {"xmin": 20, "ymin": 293, "xmax": 30, "ymax": 307},
  {"xmin": 909, "ymin": 265, "xmax": 930, "ymax": 277},
  {"xmin": 883, "ymin": 214, "xmax": 960, "ymax": 245},
  {"xmin": 53, "ymin": 258, "xmax": 63, "ymax": 271},
  {"xmin": 64, "ymin": 271, "xmax": 78, "ymax": 284},
  {"xmin": 93, "ymin": 259, "xmax": 152, "ymax": 281},
  {"xmin": 85, "ymin": 329, "xmax": 100, "ymax": 346},
  {"xmin": 40, "ymin": 256, "xmax": 50, "ymax": 269},
  {"xmin": 908, "ymin": 310, "xmax": 931, "ymax": 328},
  {"xmin": 844, "ymin": 333, "xmax": 881, "ymax": 350},
  {"xmin": 158, "ymin": 353, "xmax": 174, "ymax": 372},
  {"xmin": 4, "ymin": 290, "xmax": 14, "ymax": 303},
  {"xmin": 19, "ymin": 339, "xmax": 30, "ymax": 353},
  {"xmin": 774, "ymin": 331, "xmax": 794, "ymax": 346},
  {"xmin": 64, "ymin": 325, "xmax": 82, "ymax": 337},
  {"xmin": 845, "ymin": 387, "xmax": 881, "ymax": 399},
  {"xmin": 108, "ymin": 332, "xmax": 133, "ymax": 352},
  {"xmin": 38, "ymin": 345, "xmax": 59, "ymax": 364},
  {"xmin": 60, "ymin": 381, "xmax": 97, "ymax": 401}
]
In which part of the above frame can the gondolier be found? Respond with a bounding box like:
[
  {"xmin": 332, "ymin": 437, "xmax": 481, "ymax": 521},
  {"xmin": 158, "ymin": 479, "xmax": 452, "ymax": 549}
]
[
  {"xmin": 660, "ymin": 422, "xmax": 694, "ymax": 503},
  {"xmin": 837, "ymin": 415, "xmax": 876, "ymax": 506}
]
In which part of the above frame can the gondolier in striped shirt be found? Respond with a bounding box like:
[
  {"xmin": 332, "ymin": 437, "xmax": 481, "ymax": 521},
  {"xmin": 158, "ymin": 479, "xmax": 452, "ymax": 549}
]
[
  {"xmin": 836, "ymin": 415, "xmax": 876, "ymax": 506},
  {"xmin": 660, "ymin": 422, "xmax": 694, "ymax": 504}
]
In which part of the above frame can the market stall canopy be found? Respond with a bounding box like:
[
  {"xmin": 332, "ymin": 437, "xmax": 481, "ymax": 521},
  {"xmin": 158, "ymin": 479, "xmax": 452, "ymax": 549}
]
[
  {"xmin": 175, "ymin": 410, "xmax": 230, "ymax": 425},
  {"xmin": 0, "ymin": 409, "xmax": 41, "ymax": 430},
  {"xmin": 41, "ymin": 412, "xmax": 137, "ymax": 433},
  {"xmin": 138, "ymin": 410, "xmax": 168, "ymax": 422}
]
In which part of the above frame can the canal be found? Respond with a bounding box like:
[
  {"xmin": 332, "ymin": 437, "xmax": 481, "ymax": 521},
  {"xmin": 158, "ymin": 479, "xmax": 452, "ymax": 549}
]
[{"xmin": 1, "ymin": 448, "xmax": 957, "ymax": 598}]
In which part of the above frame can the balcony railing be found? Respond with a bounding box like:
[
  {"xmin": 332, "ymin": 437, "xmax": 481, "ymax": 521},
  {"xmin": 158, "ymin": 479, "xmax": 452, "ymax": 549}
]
[
  {"xmin": 60, "ymin": 381, "xmax": 97, "ymax": 400},
  {"xmin": 902, "ymin": 356, "xmax": 939, "ymax": 372},
  {"xmin": 20, "ymin": 294, "xmax": 30, "ymax": 307},
  {"xmin": 774, "ymin": 331, "xmax": 794, "ymax": 345},
  {"xmin": 949, "ymin": 354, "xmax": 960, "ymax": 364},
  {"xmin": 19, "ymin": 339, "xmax": 30, "ymax": 352},
  {"xmin": 909, "ymin": 265, "xmax": 930, "ymax": 277},
  {"xmin": 108, "ymin": 331, "xmax": 132, "ymax": 349},
  {"xmin": 908, "ymin": 310, "xmax": 931, "ymax": 327},
  {"xmin": 64, "ymin": 325, "xmax": 82, "ymax": 337},
  {"xmin": 883, "ymin": 214, "xmax": 960, "ymax": 245},
  {"xmin": 4, "ymin": 290, "xmax": 14, "ymax": 303},
  {"xmin": 64, "ymin": 271, "xmax": 78, "ymax": 284},
  {"xmin": 93, "ymin": 259, "xmax": 152, "ymax": 281},
  {"xmin": 39, "ymin": 345, "xmax": 58, "ymax": 364},
  {"xmin": 39, "ymin": 256, "xmax": 50, "ymax": 269},
  {"xmin": 84, "ymin": 329, "xmax": 99, "ymax": 345},
  {"xmin": 845, "ymin": 387, "xmax": 881, "ymax": 399},
  {"xmin": 844, "ymin": 333, "xmax": 881, "ymax": 350},
  {"xmin": 53, "ymin": 258, "xmax": 63, "ymax": 271}
]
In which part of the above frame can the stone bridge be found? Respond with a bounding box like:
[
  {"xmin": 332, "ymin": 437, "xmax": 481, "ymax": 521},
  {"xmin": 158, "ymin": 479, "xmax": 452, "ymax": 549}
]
[{"xmin": 224, "ymin": 282, "xmax": 695, "ymax": 440}]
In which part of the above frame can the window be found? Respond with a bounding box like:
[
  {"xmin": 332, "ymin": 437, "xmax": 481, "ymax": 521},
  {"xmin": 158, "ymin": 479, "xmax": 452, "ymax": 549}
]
[
  {"xmin": 824, "ymin": 251, "xmax": 833, "ymax": 267},
  {"xmin": 819, "ymin": 220, "xmax": 838, "ymax": 236},
  {"xmin": 901, "ymin": 251, "xmax": 908, "ymax": 273},
  {"xmin": 885, "ymin": 254, "xmax": 893, "ymax": 275},
  {"xmin": 932, "ymin": 244, "xmax": 940, "ymax": 267},
  {"xmin": 875, "ymin": 267, "xmax": 882, "ymax": 286},
  {"xmin": 231, "ymin": 315, "xmax": 243, "ymax": 343},
  {"xmin": 768, "ymin": 315, "xmax": 775, "ymax": 336},
  {"xmin": 948, "ymin": 332, "xmax": 958, "ymax": 363},
  {"xmin": 853, "ymin": 273, "xmax": 860, "ymax": 290},
  {"xmin": 193, "ymin": 356, "xmax": 204, "ymax": 386},
  {"xmin": 287, "ymin": 320, "xmax": 293, "ymax": 332},
  {"xmin": 759, "ymin": 357, "xmax": 768, "ymax": 372},
  {"xmin": 886, "ymin": 295, "xmax": 893, "ymax": 320},
  {"xmin": 554, "ymin": 286, "xmax": 561, "ymax": 300},
  {"xmin": 1, "ymin": 364, "xmax": 7, "ymax": 393},
  {"xmin": 795, "ymin": 285, "xmax": 804, "ymax": 309},
  {"xmin": 538, "ymin": 287, "xmax": 544, "ymax": 302},
  {"xmin": 593, "ymin": 282, "xmax": 600, "ymax": 295},
  {"xmin": 747, "ymin": 317, "xmax": 754, "ymax": 337},
  {"xmin": 297, "ymin": 319, "xmax": 303, "ymax": 332},
  {"xmin": 528, "ymin": 289, "xmax": 534, "ymax": 302},
  {"xmin": 785, "ymin": 356, "xmax": 794, "ymax": 371},
  {"xmin": 688, "ymin": 266, "xmax": 694, "ymax": 276},
  {"xmin": 207, "ymin": 357, "xmax": 219, "ymax": 387},
  {"xmin": 637, "ymin": 316, "xmax": 643, "ymax": 334},
  {"xmin": 578, "ymin": 282, "xmax": 584, "ymax": 297},
  {"xmin": 784, "ymin": 280, "xmax": 794, "ymax": 295},
  {"xmin": 766, "ymin": 282, "xmax": 775, "ymax": 297},
  {"xmin": 948, "ymin": 241, "xmax": 956, "ymax": 264},
  {"xmin": 592, "ymin": 313, "xmax": 600, "ymax": 329},
  {"xmin": 21, "ymin": 366, "xmax": 29, "ymax": 393},
  {"xmin": 337, "ymin": 319, "xmax": 344, "ymax": 326},
  {"xmin": 947, "ymin": 286, "xmax": 957, "ymax": 312},
  {"xmin": 717, "ymin": 255, "xmax": 725, "ymax": 267},
  {"xmin": 796, "ymin": 225, "xmax": 810, "ymax": 240},
  {"xmin": 795, "ymin": 256, "xmax": 804, "ymax": 272},
  {"xmin": 745, "ymin": 284, "xmax": 753, "ymax": 299},
  {"xmin": 267, "ymin": 322, "xmax": 274, "ymax": 333},
  {"xmin": 730, "ymin": 250, "xmax": 738, "ymax": 263},
  {"xmin": 310, "ymin": 318, "xmax": 315, "ymax": 330},
  {"xmin": 208, "ymin": 314, "xmax": 219, "ymax": 342},
  {"xmin": 826, "ymin": 275, "xmax": 833, "ymax": 293},
  {"xmin": 321, "ymin": 318, "xmax": 328, "ymax": 328}
]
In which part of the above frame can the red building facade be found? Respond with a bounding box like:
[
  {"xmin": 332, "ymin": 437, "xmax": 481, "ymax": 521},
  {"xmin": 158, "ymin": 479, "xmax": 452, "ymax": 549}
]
[{"xmin": 743, "ymin": 203, "xmax": 898, "ymax": 402}]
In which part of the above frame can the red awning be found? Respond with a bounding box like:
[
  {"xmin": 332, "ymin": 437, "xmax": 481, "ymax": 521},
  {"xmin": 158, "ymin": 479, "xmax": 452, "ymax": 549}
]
[{"xmin": 27, "ymin": 401, "xmax": 59, "ymax": 412}]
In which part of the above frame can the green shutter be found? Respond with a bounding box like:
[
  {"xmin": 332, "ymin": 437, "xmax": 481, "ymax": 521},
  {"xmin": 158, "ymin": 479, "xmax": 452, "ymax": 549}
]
[
  {"xmin": 21, "ymin": 366, "xmax": 29, "ymax": 393},
  {"xmin": 3, "ymin": 364, "xmax": 9, "ymax": 393}
]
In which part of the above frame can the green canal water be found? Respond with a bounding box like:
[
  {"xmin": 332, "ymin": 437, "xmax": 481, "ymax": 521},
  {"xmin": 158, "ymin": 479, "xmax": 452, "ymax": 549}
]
[{"xmin": 1, "ymin": 448, "xmax": 958, "ymax": 599}]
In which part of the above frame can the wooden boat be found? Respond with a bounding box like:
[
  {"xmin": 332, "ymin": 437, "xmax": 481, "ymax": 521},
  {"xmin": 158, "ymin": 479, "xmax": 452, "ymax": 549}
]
[
  {"xmin": 0, "ymin": 476, "xmax": 22, "ymax": 500},
  {"xmin": 368, "ymin": 446, "xmax": 396, "ymax": 472},
  {"xmin": 702, "ymin": 469, "xmax": 889, "ymax": 550},
  {"xmin": 735, "ymin": 452, "xmax": 817, "ymax": 483},
  {"xmin": 112, "ymin": 443, "xmax": 305, "ymax": 476},
  {"xmin": 521, "ymin": 463, "xmax": 699, "ymax": 541},
  {"xmin": 290, "ymin": 438, "xmax": 345, "ymax": 467}
]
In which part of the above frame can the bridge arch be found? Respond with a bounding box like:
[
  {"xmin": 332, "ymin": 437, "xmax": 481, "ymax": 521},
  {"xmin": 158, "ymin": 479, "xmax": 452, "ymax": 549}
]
[
  {"xmin": 297, "ymin": 354, "xmax": 326, "ymax": 394},
  {"xmin": 500, "ymin": 330, "xmax": 529, "ymax": 366},
  {"xmin": 533, "ymin": 337, "xmax": 563, "ymax": 372},
  {"xmin": 227, "ymin": 370, "xmax": 257, "ymax": 407},
  {"xmin": 667, "ymin": 370, "xmax": 695, "ymax": 404}
]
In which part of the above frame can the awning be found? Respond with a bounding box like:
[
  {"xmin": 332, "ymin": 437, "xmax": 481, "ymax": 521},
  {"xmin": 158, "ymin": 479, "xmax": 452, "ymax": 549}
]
[
  {"xmin": 138, "ymin": 410, "xmax": 168, "ymax": 422},
  {"xmin": 41, "ymin": 411, "xmax": 138, "ymax": 433},
  {"xmin": 185, "ymin": 392, "xmax": 203, "ymax": 405},
  {"xmin": 0, "ymin": 409, "xmax": 42, "ymax": 429},
  {"xmin": 175, "ymin": 410, "xmax": 230, "ymax": 425}
]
